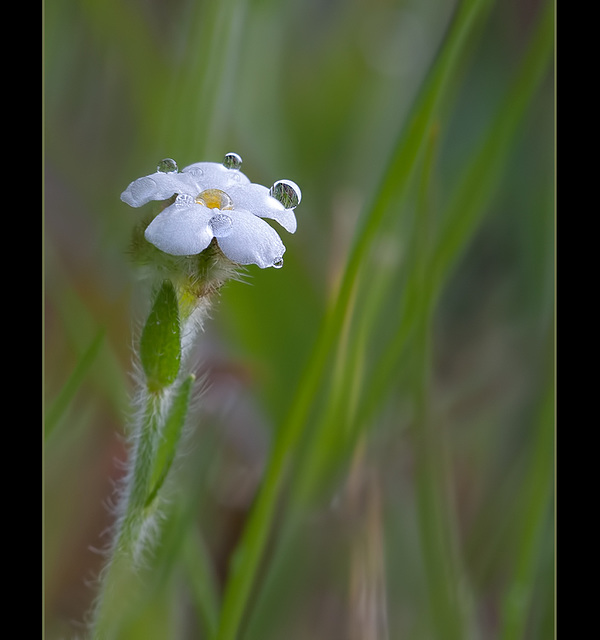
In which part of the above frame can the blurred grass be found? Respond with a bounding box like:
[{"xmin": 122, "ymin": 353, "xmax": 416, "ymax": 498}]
[
  {"xmin": 44, "ymin": 0, "xmax": 554, "ymax": 638},
  {"xmin": 45, "ymin": 327, "xmax": 106, "ymax": 440}
]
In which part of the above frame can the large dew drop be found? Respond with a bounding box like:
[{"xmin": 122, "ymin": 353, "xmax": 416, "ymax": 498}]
[
  {"xmin": 209, "ymin": 213, "xmax": 234, "ymax": 238},
  {"xmin": 157, "ymin": 158, "xmax": 178, "ymax": 173},
  {"xmin": 272, "ymin": 257, "xmax": 284, "ymax": 269},
  {"xmin": 223, "ymin": 153, "xmax": 243, "ymax": 170},
  {"xmin": 196, "ymin": 189, "xmax": 234, "ymax": 210},
  {"xmin": 269, "ymin": 180, "xmax": 301, "ymax": 209},
  {"xmin": 130, "ymin": 176, "xmax": 157, "ymax": 203}
]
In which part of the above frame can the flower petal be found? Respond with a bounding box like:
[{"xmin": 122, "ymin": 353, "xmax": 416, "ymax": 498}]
[
  {"xmin": 144, "ymin": 202, "xmax": 214, "ymax": 255},
  {"xmin": 228, "ymin": 183, "xmax": 297, "ymax": 233},
  {"xmin": 121, "ymin": 171, "xmax": 196, "ymax": 207},
  {"xmin": 182, "ymin": 162, "xmax": 251, "ymax": 194},
  {"xmin": 217, "ymin": 209, "xmax": 286, "ymax": 269}
]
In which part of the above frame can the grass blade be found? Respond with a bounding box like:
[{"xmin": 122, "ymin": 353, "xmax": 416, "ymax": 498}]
[
  {"xmin": 356, "ymin": 0, "xmax": 554, "ymax": 439},
  {"xmin": 215, "ymin": 2, "xmax": 496, "ymax": 637},
  {"xmin": 44, "ymin": 327, "xmax": 105, "ymax": 440}
]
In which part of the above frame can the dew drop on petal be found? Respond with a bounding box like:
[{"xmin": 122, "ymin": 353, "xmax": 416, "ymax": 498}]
[
  {"xmin": 209, "ymin": 213, "xmax": 234, "ymax": 237},
  {"xmin": 175, "ymin": 193, "xmax": 195, "ymax": 206},
  {"xmin": 157, "ymin": 158, "xmax": 178, "ymax": 173},
  {"xmin": 273, "ymin": 257, "xmax": 284, "ymax": 269},
  {"xmin": 186, "ymin": 166, "xmax": 203, "ymax": 179},
  {"xmin": 223, "ymin": 152, "xmax": 243, "ymax": 170},
  {"xmin": 269, "ymin": 180, "xmax": 301, "ymax": 209},
  {"xmin": 130, "ymin": 176, "xmax": 157, "ymax": 203},
  {"xmin": 196, "ymin": 188, "xmax": 234, "ymax": 210}
]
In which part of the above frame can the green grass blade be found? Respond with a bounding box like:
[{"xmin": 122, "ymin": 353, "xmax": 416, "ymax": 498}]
[
  {"xmin": 357, "ymin": 0, "xmax": 554, "ymax": 437},
  {"xmin": 44, "ymin": 327, "xmax": 105, "ymax": 440},
  {"xmin": 430, "ymin": 0, "xmax": 555, "ymax": 294},
  {"xmin": 294, "ymin": 121, "xmax": 442, "ymax": 506},
  {"xmin": 499, "ymin": 336, "xmax": 554, "ymax": 640},
  {"xmin": 156, "ymin": 0, "xmax": 249, "ymax": 160},
  {"xmin": 215, "ymin": 2, "xmax": 495, "ymax": 637},
  {"xmin": 183, "ymin": 529, "xmax": 221, "ymax": 640}
]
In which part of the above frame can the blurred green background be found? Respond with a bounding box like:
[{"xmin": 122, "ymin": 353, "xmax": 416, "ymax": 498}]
[{"xmin": 44, "ymin": 0, "xmax": 554, "ymax": 638}]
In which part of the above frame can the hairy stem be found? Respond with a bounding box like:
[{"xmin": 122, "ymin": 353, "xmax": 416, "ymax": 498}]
[{"xmin": 90, "ymin": 276, "xmax": 215, "ymax": 639}]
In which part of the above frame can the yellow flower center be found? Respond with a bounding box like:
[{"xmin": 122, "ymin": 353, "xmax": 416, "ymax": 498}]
[{"xmin": 195, "ymin": 189, "xmax": 233, "ymax": 210}]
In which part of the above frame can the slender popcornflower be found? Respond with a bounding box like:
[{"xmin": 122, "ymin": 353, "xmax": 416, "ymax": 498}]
[
  {"xmin": 121, "ymin": 153, "xmax": 301, "ymax": 269},
  {"xmin": 90, "ymin": 154, "xmax": 301, "ymax": 639}
]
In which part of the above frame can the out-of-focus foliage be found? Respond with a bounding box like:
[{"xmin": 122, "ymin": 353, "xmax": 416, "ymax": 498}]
[{"xmin": 44, "ymin": 0, "xmax": 554, "ymax": 638}]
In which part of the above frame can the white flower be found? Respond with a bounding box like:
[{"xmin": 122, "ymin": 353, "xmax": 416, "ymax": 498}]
[{"xmin": 121, "ymin": 154, "xmax": 301, "ymax": 269}]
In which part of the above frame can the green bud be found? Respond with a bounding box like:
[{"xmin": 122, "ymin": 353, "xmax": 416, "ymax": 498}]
[{"xmin": 140, "ymin": 280, "xmax": 181, "ymax": 392}]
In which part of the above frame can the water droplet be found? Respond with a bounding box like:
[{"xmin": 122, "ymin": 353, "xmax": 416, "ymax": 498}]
[
  {"xmin": 186, "ymin": 166, "xmax": 203, "ymax": 179},
  {"xmin": 223, "ymin": 152, "xmax": 243, "ymax": 170},
  {"xmin": 175, "ymin": 194, "xmax": 195, "ymax": 206},
  {"xmin": 131, "ymin": 177, "xmax": 157, "ymax": 202},
  {"xmin": 209, "ymin": 213, "xmax": 234, "ymax": 237},
  {"xmin": 273, "ymin": 257, "xmax": 284, "ymax": 269},
  {"xmin": 157, "ymin": 158, "xmax": 178, "ymax": 173},
  {"xmin": 269, "ymin": 180, "xmax": 301, "ymax": 209},
  {"xmin": 196, "ymin": 188, "xmax": 234, "ymax": 210}
]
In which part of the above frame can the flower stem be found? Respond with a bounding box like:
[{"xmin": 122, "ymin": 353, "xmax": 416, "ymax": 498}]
[{"xmin": 90, "ymin": 272, "xmax": 221, "ymax": 638}]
